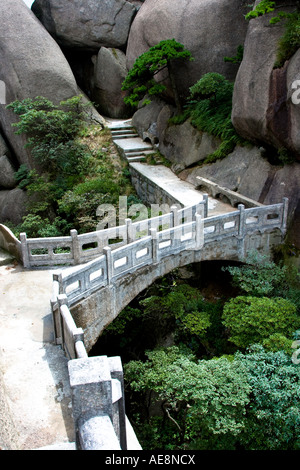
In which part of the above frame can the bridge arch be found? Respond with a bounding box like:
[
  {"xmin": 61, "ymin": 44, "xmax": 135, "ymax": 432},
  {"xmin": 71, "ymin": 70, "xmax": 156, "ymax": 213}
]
[{"xmin": 69, "ymin": 226, "xmax": 283, "ymax": 351}]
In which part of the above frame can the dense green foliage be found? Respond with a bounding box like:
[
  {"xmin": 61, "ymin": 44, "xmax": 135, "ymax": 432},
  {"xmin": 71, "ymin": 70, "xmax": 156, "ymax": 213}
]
[
  {"xmin": 125, "ymin": 347, "xmax": 251, "ymax": 449},
  {"xmin": 122, "ymin": 39, "xmax": 193, "ymax": 110},
  {"xmin": 222, "ymin": 251, "xmax": 298, "ymax": 297},
  {"xmin": 236, "ymin": 345, "xmax": 300, "ymax": 450},
  {"xmin": 7, "ymin": 96, "xmax": 89, "ymax": 179},
  {"xmin": 6, "ymin": 96, "xmax": 138, "ymax": 237},
  {"xmin": 223, "ymin": 296, "xmax": 299, "ymax": 350},
  {"xmin": 275, "ymin": 10, "xmax": 300, "ymax": 67},
  {"xmin": 170, "ymin": 73, "xmax": 246, "ymax": 163},
  {"xmin": 245, "ymin": 0, "xmax": 278, "ymax": 20},
  {"xmin": 222, "ymin": 251, "xmax": 300, "ymax": 310},
  {"xmin": 124, "ymin": 343, "xmax": 300, "ymax": 450}
]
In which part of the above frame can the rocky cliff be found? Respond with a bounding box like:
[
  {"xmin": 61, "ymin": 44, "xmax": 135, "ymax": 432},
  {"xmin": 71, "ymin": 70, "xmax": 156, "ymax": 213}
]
[{"xmin": 0, "ymin": 0, "xmax": 299, "ymax": 250}]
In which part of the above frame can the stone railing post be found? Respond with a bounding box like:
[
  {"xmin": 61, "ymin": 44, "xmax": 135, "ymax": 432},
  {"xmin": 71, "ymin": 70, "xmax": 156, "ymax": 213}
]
[
  {"xmin": 150, "ymin": 228, "xmax": 158, "ymax": 263},
  {"xmin": 238, "ymin": 204, "xmax": 245, "ymax": 238},
  {"xmin": 281, "ymin": 197, "xmax": 289, "ymax": 234},
  {"xmin": 20, "ymin": 232, "xmax": 30, "ymax": 268},
  {"xmin": 195, "ymin": 213, "xmax": 204, "ymax": 250},
  {"xmin": 103, "ymin": 246, "xmax": 113, "ymax": 284},
  {"xmin": 57, "ymin": 294, "xmax": 69, "ymax": 354},
  {"xmin": 109, "ymin": 357, "xmax": 127, "ymax": 450},
  {"xmin": 70, "ymin": 229, "xmax": 81, "ymax": 264},
  {"xmin": 170, "ymin": 205, "xmax": 179, "ymax": 227},
  {"xmin": 68, "ymin": 356, "xmax": 121, "ymax": 450},
  {"xmin": 202, "ymin": 193, "xmax": 208, "ymax": 218},
  {"xmin": 126, "ymin": 218, "xmax": 134, "ymax": 244}
]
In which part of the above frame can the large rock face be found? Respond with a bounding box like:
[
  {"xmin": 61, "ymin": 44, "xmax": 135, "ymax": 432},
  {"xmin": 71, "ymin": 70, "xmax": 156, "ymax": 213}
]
[
  {"xmin": 92, "ymin": 47, "xmax": 131, "ymax": 118},
  {"xmin": 126, "ymin": 0, "xmax": 249, "ymax": 100},
  {"xmin": 32, "ymin": 0, "xmax": 136, "ymax": 51},
  {"xmin": 231, "ymin": 3, "xmax": 300, "ymax": 159},
  {"xmin": 0, "ymin": 0, "xmax": 78, "ymax": 169},
  {"xmin": 0, "ymin": 188, "xmax": 28, "ymax": 225},
  {"xmin": 0, "ymin": 135, "xmax": 16, "ymax": 189}
]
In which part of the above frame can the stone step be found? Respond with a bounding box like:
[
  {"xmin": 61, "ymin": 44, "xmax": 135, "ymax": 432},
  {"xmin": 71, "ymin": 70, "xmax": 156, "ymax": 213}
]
[
  {"xmin": 111, "ymin": 128, "xmax": 134, "ymax": 134},
  {"xmin": 126, "ymin": 155, "xmax": 147, "ymax": 162},
  {"xmin": 112, "ymin": 133, "xmax": 139, "ymax": 139},
  {"xmin": 106, "ymin": 120, "xmax": 133, "ymax": 131},
  {"xmin": 125, "ymin": 149, "xmax": 154, "ymax": 157}
]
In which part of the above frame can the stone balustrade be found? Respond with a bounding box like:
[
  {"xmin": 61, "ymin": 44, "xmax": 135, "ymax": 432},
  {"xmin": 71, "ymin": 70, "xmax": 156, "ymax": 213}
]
[
  {"xmin": 55, "ymin": 200, "xmax": 288, "ymax": 306},
  {"xmin": 18, "ymin": 200, "xmax": 207, "ymax": 268},
  {"xmin": 196, "ymin": 176, "xmax": 265, "ymax": 208}
]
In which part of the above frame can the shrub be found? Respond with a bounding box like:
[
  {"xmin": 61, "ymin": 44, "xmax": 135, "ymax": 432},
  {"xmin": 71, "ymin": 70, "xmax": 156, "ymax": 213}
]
[
  {"xmin": 171, "ymin": 73, "xmax": 246, "ymax": 163},
  {"xmin": 222, "ymin": 295, "xmax": 300, "ymax": 350}
]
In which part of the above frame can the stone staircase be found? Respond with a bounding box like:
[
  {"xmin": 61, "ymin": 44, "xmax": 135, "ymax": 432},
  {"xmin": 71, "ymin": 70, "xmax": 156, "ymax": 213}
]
[{"xmin": 107, "ymin": 119, "xmax": 155, "ymax": 162}]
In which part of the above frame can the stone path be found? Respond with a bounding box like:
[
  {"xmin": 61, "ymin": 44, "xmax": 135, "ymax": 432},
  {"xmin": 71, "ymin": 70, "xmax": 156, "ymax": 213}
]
[
  {"xmin": 0, "ymin": 263, "xmax": 75, "ymax": 450},
  {"xmin": 129, "ymin": 162, "xmax": 235, "ymax": 216},
  {"xmin": 107, "ymin": 118, "xmax": 235, "ymax": 216},
  {"xmin": 107, "ymin": 119, "xmax": 154, "ymax": 162}
]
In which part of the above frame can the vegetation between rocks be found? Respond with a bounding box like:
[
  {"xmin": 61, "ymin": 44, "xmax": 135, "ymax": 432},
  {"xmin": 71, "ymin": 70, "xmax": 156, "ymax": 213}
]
[
  {"xmin": 6, "ymin": 96, "xmax": 140, "ymax": 237},
  {"xmin": 169, "ymin": 72, "xmax": 247, "ymax": 163}
]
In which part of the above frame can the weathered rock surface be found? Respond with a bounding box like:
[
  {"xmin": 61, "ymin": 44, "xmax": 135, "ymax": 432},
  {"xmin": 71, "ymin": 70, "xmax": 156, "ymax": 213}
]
[
  {"xmin": 0, "ymin": 156, "xmax": 16, "ymax": 190},
  {"xmin": 126, "ymin": 0, "xmax": 249, "ymax": 100},
  {"xmin": 92, "ymin": 47, "xmax": 131, "ymax": 118},
  {"xmin": 0, "ymin": 135, "xmax": 16, "ymax": 189},
  {"xmin": 0, "ymin": 188, "xmax": 28, "ymax": 225},
  {"xmin": 287, "ymin": 49, "xmax": 300, "ymax": 156},
  {"xmin": 158, "ymin": 119, "xmax": 221, "ymax": 170},
  {"xmin": 132, "ymin": 100, "xmax": 221, "ymax": 168},
  {"xmin": 181, "ymin": 146, "xmax": 274, "ymax": 201},
  {"xmin": 132, "ymin": 98, "xmax": 166, "ymax": 141},
  {"xmin": 32, "ymin": 0, "xmax": 136, "ymax": 51},
  {"xmin": 0, "ymin": 0, "xmax": 78, "ymax": 169},
  {"xmin": 232, "ymin": 3, "xmax": 300, "ymax": 159}
]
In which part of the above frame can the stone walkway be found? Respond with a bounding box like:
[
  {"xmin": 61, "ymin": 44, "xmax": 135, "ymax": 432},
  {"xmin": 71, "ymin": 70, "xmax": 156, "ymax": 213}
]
[
  {"xmin": 0, "ymin": 263, "xmax": 75, "ymax": 450},
  {"xmin": 107, "ymin": 118, "xmax": 154, "ymax": 162}
]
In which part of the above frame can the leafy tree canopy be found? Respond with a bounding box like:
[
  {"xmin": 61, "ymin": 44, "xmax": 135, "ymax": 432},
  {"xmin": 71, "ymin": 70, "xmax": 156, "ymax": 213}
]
[
  {"xmin": 122, "ymin": 39, "xmax": 193, "ymax": 110},
  {"xmin": 125, "ymin": 346, "xmax": 250, "ymax": 448},
  {"xmin": 222, "ymin": 295, "xmax": 299, "ymax": 350},
  {"xmin": 235, "ymin": 345, "xmax": 300, "ymax": 450}
]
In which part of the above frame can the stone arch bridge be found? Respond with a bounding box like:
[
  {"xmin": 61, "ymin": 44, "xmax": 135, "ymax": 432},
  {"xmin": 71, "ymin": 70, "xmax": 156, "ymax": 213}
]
[{"xmin": 52, "ymin": 198, "xmax": 288, "ymax": 352}]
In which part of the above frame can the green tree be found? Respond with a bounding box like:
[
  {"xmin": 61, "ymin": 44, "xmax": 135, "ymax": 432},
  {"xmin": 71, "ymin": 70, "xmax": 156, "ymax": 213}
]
[
  {"xmin": 235, "ymin": 345, "xmax": 300, "ymax": 450},
  {"xmin": 122, "ymin": 39, "xmax": 193, "ymax": 112},
  {"xmin": 222, "ymin": 295, "xmax": 299, "ymax": 350},
  {"xmin": 222, "ymin": 251, "xmax": 291, "ymax": 297},
  {"xmin": 125, "ymin": 346, "xmax": 250, "ymax": 449},
  {"xmin": 223, "ymin": 251, "xmax": 300, "ymax": 312},
  {"xmin": 7, "ymin": 95, "xmax": 90, "ymax": 180}
]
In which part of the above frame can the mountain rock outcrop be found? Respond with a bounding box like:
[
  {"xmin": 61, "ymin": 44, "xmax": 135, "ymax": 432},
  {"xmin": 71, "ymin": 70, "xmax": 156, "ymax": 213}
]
[
  {"xmin": 0, "ymin": 0, "xmax": 78, "ymax": 169},
  {"xmin": 92, "ymin": 47, "xmax": 131, "ymax": 118},
  {"xmin": 0, "ymin": 135, "xmax": 16, "ymax": 189},
  {"xmin": 126, "ymin": 0, "xmax": 249, "ymax": 99},
  {"xmin": 231, "ymin": 5, "xmax": 300, "ymax": 160},
  {"xmin": 32, "ymin": 0, "xmax": 136, "ymax": 51}
]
